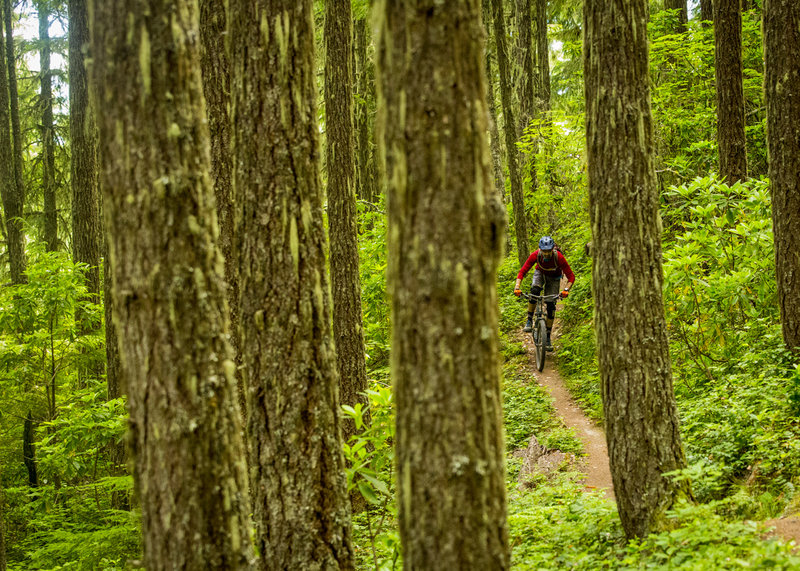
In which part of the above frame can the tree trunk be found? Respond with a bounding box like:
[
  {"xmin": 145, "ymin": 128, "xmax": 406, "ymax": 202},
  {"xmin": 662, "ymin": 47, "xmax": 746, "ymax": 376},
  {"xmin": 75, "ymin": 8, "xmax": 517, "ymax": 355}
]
[
  {"xmin": 534, "ymin": 0, "xmax": 550, "ymax": 114},
  {"xmin": 2, "ymin": 0, "xmax": 24, "ymax": 284},
  {"xmin": 0, "ymin": 5, "xmax": 18, "ymax": 283},
  {"xmin": 665, "ymin": 0, "xmax": 689, "ymax": 32},
  {"xmin": 764, "ymin": 0, "xmax": 800, "ymax": 351},
  {"xmin": 491, "ymin": 0, "xmax": 529, "ymax": 265},
  {"xmin": 326, "ymin": 0, "xmax": 370, "ymax": 445},
  {"xmin": 584, "ymin": 0, "xmax": 692, "ymax": 539},
  {"xmin": 90, "ymin": 0, "xmax": 254, "ymax": 567},
  {"xmin": 199, "ymin": 0, "xmax": 245, "ymax": 418},
  {"xmin": 23, "ymin": 411, "xmax": 38, "ymax": 487},
  {"xmin": 714, "ymin": 0, "xmax": 747, "ymax": 183},
  {"xmin": 354, "ymin": 17, "xmax": 378, "ymax": 205},
  {"xmin": 39, "ymin": 1, "xmax": 57, "ymax": 252},
  {"xmin": 377, "ymin": 1, "xmax": 510, "ymax": 568},
  {"xmin": 515, "ymin": 0, "xmax": 535, "ymax": 135},
  {"xmin": 700, "ymin": 0, "xmax": 714, "ymax": 25},
  {"xmin": 69, "ymin": 0, "xmax": 102, "ymax": 384},
  {"xmin": 229, "ymin": 2, "xmax": 355, "ymax": 569}
]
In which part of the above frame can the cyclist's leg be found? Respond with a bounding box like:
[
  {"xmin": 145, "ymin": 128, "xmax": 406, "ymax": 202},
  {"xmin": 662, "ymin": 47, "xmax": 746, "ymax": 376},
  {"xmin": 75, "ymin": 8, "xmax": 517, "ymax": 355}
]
[
  {"xmin": 543, "ymin": 275, "xmax": 560, "ymax": 350},
  {"xmin": 525, "ymin": 270, "xmax": 545, "ymax": 332}
]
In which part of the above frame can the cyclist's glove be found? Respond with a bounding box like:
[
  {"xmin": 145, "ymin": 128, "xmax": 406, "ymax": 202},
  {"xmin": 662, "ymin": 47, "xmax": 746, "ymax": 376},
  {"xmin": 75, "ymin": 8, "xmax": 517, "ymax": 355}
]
[
  {"xmin": 560, "ymin": 289, "xmax": 570, "ymax": 299},
  {"xmin": 514, "ymin": 289, "xmax": 522, "ymax": 297}
]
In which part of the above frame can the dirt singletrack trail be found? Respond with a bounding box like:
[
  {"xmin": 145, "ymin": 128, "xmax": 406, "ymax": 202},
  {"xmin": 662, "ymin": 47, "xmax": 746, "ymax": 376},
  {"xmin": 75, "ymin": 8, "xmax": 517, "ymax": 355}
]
[{"xmin": 519, "ymin": 321, "xmax": 614, "ymax": 499}]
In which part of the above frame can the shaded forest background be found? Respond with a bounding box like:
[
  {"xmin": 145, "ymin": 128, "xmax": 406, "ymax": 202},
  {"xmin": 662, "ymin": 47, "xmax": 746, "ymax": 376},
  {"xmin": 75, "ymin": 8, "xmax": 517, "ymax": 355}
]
[{"xmin": 0, "ymin": 0, "xmax": 798, "ymax": 569}]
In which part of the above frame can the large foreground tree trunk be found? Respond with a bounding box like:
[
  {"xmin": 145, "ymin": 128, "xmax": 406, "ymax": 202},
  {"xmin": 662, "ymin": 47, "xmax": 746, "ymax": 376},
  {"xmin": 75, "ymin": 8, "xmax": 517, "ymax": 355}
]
[
  {"xmin": 378, "ymin": 1, "xmax": 510, "ymax": 568},
  {"xmin": 325, "ymin": 0, "xmax": 370, "ymax": 444},
  {"xmin": 584, "ymin": 0, "xmax": 691, "ymax": 539},
  {"xmin": 491, "ymin": 0, "xmax": 529, "ymax": 265},
  {"xmin": 764, "ymin": 0, "xmax": 800, "ymax": 351},
  {"xmin": 714, "ymin": 0, "xmax": 747, "ymax": 183},
  {"xmin": 230, "ymin": 1, "xmax": 355, "ymax": 569},
  {"xmin": 91, "ymin": 0, "xmax": 254, "ymax": 567}
]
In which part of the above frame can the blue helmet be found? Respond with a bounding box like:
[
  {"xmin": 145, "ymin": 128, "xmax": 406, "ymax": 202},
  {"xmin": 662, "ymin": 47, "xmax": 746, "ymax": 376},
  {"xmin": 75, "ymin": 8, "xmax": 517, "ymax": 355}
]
[{"xmin": 538, "ymin": 236, "xmax": 555, "ymax": 251}]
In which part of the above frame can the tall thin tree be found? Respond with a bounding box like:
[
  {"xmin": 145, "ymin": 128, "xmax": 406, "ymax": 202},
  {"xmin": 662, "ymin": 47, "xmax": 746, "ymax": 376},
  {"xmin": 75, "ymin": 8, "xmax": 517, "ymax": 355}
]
[
  {"xmin": 90, "ymin": 0, "xmax": 254, "ymax": 567},
  {"xmin": 491, "ymin": 0, "xmax": 529, "ymax": 265},
  {"xmin": 354, "ymin": 17, "xmax": 378, "ymax": 204},
  {"xmin": 325, "ymin": 0, "xmax": 370, "ymax": 444},
  {"xmin": 2, "ymin": 0, "xmax": 24, "ymax": 284},
  {"xmin": 0, "ymin": 3, "xmax": 22, "ymax": 284},
  {"xmin": 229, "ymin": 1, "xmax": 355, "ymax": 568},
  {"xmin": 377, "ymin": 0, "xmax": 510, "ymax": 567},
  {"xmin": 39, "ymin": 0, "xmax": 57, "ymax": 252},
  {"xmin": 584, "ymin": 0, "xmax": 692, "ymax": 539},
  {"xmin": 764, "ymin": 0, "xmax": 800, "ymax": 351},
  {"xmin": 700, "ymin": 0, "xmax": 714, "ymax": 25},
  {"xmin": 714, "ymin": 0, "xmax": 747, "ymax": 183},
  {"xmin": 534, "ymin": 0, "xmax": 551, "ymax": 114},
  {"xmin": 69, "ymin": 0, "xmax": 102, "ymax": 379}
]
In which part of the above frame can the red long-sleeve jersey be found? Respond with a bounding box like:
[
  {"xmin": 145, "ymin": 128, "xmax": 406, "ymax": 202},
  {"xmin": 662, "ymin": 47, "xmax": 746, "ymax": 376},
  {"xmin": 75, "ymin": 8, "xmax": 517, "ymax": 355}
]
[{"xmin": 517, "ymin": 249, "xmax": 575, "ymax": 283}]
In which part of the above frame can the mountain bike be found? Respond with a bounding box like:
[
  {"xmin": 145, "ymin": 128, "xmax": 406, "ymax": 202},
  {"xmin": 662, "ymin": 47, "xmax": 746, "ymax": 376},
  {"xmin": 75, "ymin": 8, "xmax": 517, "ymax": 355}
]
[{"xmin": 519, "ymin": 292, "xmax": 561, "ymax": 372}]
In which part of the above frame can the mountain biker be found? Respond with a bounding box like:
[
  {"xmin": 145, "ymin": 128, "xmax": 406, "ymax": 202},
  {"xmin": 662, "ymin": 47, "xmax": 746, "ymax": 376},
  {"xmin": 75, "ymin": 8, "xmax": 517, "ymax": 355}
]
[{"xmin": 513, "ymin": 236, "xmax": 575, "ymax": 351}]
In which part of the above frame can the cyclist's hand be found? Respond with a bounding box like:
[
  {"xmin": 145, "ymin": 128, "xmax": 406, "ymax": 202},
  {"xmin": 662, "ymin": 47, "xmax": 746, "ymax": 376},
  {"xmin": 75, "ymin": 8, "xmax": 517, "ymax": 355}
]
[
  {"xmin": 514, "ymin": 289, "xmax": 522, "ymax": 297},
  {"xmin": 560, "ymin": 289, "xmax": 570, "ymax": 299}
]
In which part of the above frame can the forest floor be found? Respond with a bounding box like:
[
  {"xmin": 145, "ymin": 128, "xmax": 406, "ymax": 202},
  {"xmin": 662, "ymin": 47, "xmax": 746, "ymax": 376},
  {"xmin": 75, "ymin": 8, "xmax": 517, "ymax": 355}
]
[{"xmin": 519, "ymin": 320, "xmax": 800, "ymax": 549}]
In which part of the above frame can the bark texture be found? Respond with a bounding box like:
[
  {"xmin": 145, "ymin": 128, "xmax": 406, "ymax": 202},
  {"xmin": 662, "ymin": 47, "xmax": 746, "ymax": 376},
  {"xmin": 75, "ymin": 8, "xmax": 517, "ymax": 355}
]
[
  {"xmin": 325, "ymin": 0, "xmax": 370, "ymax": 444},
  {"xmin": 229, "ymin": 2, "xmax": 355, "ymax": 569},
  {"xmin": 39, "ymin": 1, "xmax": 57, "ymax": 252},
  {"xmin": 2, "ymin": 0, "xmax": 24, "ymax": 284},
  {"xmin": 666, "ymin": 0, "xmax": 689, "ymax": 32},
  {"xmin": 90, "ymin": 0, "xmax": 254, "ymax": 567},
  {"xmin": 0, "ymin": 9, "xmax": 19, "ymax": 283},
  {"xmin": 23, "ymin": 412, "xmax": 38, "ymax": 487},
  {"xmin": 199, "ymin": 0, "xmax": 245, "ymax": 416},
  {"xmin": 584, "ymin": 0, "xmax": 691, "ymax": 539},
  {"xmin": 491, "ymin": 0, "xmax": 529, "ymax": 265},
  {"xmin": 515, "ymin": 0, "xmax": 535, "ymax": 134},
  {"xmin": 354, "ymin": 18, "xmax": 378, "ymax": 204},
  {"xmin": 0, "ymin": 486, "xmax": 5, "ymax": 571},
  {"xmin": 377, "ymin": 1, "xmax": 510, "ymax": 568},
  {"xmin": 764, "ymin": 0, "xmax": 800, "ymax": 351},
  {"xmin": 714, "ymin": 0, "xmax": 747, "ymax": 183}
]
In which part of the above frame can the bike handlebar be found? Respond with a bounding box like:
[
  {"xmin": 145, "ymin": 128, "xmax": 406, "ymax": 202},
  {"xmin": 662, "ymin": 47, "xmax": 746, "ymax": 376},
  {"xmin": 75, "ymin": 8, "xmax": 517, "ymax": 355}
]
[{"xmin": 519, "ymin": 292, "xmax": 562, "ymax": 303}]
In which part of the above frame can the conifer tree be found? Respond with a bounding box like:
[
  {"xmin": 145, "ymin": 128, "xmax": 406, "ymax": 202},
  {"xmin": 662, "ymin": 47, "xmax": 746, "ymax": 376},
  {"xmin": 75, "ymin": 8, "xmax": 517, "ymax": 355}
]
[{"xmin": 378, "ymin": 0, "xmax": 510, "ymax": 567}]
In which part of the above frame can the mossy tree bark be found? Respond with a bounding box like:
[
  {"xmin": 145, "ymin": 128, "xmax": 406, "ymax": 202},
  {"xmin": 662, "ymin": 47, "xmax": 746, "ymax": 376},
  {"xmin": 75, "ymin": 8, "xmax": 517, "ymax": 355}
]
[
  {"xmin": 377, "ymin": 0, "xmax": 510, "ymax": 568},
  {"xmin": 90, "ymin": 0, "xmax": 254, "ymax": 567},
  {"xmin": 0, "ymin": 486, "xmax": 5, "ymax": 571},
  {"xmin": 325, "ymin": 0, "xmax": 370, "ymax": 445},
  {"xmin": 764, "ymin": 0, "xmax": 800, "ymax": 351},
  {"xmin": 229, "ymin": 1, "xmax": 355, "ymax": 569},
  {"xmin": 714, "ymin": 0, "xmax": 747, "ymax": 183},
  {"xmin": 2, "ymin": 0, "xmax": 24, "ymax": 284},
  {"xmin": 39, "ymin": 1, "xmax": 57, "ymax": 252},
  {"xmin": 584, "ymin": 0, "xmax": 692, "ymax": 539},
  {"xmin": 491, "ymin": 0, "xmax": 529, "ymax": 265},
  {"xmin": 199, "ymin": 0, "xmax": 245, "ymax": 417}
]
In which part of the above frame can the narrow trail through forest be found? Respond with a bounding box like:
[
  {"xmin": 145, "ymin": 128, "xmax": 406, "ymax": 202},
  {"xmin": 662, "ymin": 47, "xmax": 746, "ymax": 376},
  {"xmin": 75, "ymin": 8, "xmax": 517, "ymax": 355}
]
[
  {"xmin": 518, "ymin": 320, "xmax": 800, "ymax": 548},
  {"xmin": 518, "ymin": 323, "xmax": 614, "ymax": 499}
]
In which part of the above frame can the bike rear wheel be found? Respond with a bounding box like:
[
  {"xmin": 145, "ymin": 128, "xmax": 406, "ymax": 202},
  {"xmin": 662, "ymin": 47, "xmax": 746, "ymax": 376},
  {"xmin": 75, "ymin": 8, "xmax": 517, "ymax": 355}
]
[{"xmin": 534, "ymin": 319, "xmax": 547, "ymax": 371}]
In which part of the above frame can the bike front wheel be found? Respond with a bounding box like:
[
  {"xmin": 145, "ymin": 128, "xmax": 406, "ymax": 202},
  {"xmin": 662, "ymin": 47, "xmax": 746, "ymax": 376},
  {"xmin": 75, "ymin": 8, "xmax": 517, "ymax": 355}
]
[{"xmin": 534, "ymin": 319, "xmax": 547, "ymax": 371}]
